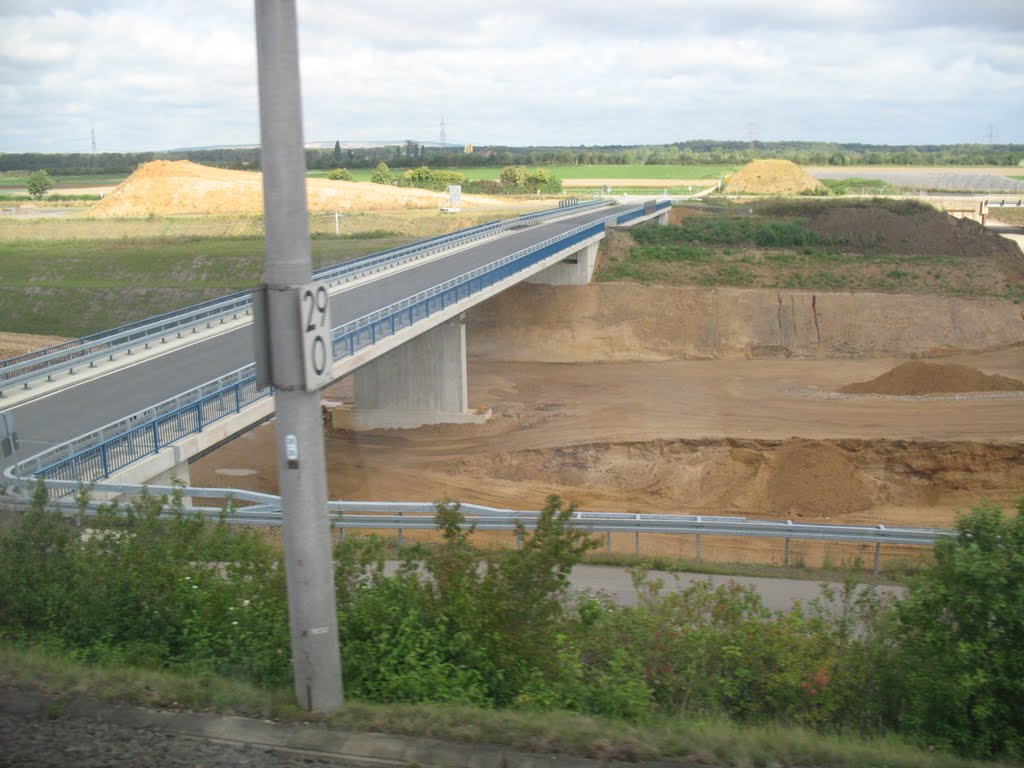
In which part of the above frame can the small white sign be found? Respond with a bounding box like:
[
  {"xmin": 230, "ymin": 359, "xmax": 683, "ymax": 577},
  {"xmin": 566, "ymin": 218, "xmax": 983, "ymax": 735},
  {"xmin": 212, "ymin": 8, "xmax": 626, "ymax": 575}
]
[
  {"xmin": 285, "ymin": 434, "xmax": 299, "ymax": 461},
  {"xmin": 297, "ymin": 281, "xmax": 332, "ymax": 392}
]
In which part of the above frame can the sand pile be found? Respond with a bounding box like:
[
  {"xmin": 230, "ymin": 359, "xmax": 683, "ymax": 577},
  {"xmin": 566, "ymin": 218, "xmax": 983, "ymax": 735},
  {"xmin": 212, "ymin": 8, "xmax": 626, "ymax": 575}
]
[
  {"xmin": 724, "ymin": 159, "xmax": 824, "ymax": 195},
  {"xmin": 765, "ymin": 441, "xmax": 872, "ymax": 516},
  {"xmin": 841, "ymin": 361, "xmax": 1024, "ymax": 396},
  {"xmin": 89, "ymin": 160, "xmax": 504, "ymax": 217}
]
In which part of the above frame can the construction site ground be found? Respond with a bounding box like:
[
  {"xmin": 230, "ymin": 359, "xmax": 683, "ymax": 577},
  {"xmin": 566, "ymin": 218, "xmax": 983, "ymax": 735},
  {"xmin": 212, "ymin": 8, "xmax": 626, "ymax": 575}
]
[{"xmin": 192, "ymin": 345, "xmax": 1024, "ymax": 570}]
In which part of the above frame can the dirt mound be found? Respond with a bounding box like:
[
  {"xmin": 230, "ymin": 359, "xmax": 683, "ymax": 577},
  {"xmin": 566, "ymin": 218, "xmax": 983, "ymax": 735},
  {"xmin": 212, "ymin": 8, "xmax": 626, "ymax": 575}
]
[
  {"xmin": 764, "ymin": 441, "xmax": 873, "ymax": 516},
  {"xmin": 803, "ymin": 203, "xmax": 1024, "ymax": 270},
  {"xmin": 89, "ymin": 160, "xmax": 504, "ymax": 217},
  {"xmin": 842, "ymin": 361, "xmax": 1024, "ymax": 396},
  {"xmin": 724, "ymin": 160, "xmax": 823, "ymax": 195}
]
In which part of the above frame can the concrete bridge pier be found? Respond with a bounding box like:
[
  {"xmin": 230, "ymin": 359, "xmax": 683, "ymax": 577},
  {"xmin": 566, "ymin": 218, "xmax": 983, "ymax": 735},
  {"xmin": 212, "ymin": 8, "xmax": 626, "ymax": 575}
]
[
  {"xmin": 525, "ymin": 241, "xmax": 600, "ymax": 286},
  {"xmin": 657, "ymin": 211, "xmax": 670, "ymax": 225},
  {"xmin": 148, "ymin": 460, "xmax": 192, "ymax": 506},
  {"xmin": 333, "ymin": 316, "xmax": 489, "ymax": 431}
]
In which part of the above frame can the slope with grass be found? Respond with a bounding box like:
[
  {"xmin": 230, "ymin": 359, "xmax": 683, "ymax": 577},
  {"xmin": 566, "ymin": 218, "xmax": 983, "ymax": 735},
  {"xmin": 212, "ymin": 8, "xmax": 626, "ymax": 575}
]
[{"xmin": 596, "ymin": 200, "xmax": 1024, "ymax": 301}]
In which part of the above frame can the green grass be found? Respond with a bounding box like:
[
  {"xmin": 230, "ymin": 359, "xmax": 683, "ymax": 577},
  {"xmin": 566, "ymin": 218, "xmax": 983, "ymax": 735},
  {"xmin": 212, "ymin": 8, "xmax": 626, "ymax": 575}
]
[
  {"xmin": 0, "ymin": 173, "xmax": 128, "ymax": 189},
  {"xmin": 0, "ymin": 642, "xmax": 1003, "ymax": 768},
  {"xmin": 309, "ymin": 164, "xmax": 739, "ymax": 183},
  {"xmin": 819, "ymin": 177, "xmax": 903, "ymax": 196},
  {"xmin": 595, "ymin": 202, "xmax": 1024, "ymax": 301},
  {"xmin": 0, "ymin": 234, "xmax": 415, "ymax": 336}
]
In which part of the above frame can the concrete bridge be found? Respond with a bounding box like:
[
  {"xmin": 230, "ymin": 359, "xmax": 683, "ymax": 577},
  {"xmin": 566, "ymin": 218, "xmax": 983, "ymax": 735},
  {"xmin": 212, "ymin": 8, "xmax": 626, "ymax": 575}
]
[{"xmin": 2, "ymin": 199, "xmax": 669, "ymax": 494}]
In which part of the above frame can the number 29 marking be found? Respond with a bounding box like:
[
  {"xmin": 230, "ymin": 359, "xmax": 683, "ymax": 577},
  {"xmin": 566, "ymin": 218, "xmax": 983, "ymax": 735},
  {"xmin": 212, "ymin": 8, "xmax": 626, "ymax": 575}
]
[{"xmin": 299, "ymin": 282, "xmax": 332, "ymax": 387}]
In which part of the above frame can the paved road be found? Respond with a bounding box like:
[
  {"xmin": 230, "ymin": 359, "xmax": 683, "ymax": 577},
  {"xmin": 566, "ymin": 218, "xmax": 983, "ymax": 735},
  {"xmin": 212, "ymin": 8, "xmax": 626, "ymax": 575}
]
[
  {"xmin": 0, "ymin": 711, "xmax": 363, "ymax": 768},
  {"xmin": 380, "ymin": 562, "xmax": 904, "ymax": 612},
  {"xmin": 1, "ymin": 205, "xmax": 620, "ymax": 477},
  {"xmin": 565, "ymin": 564, "xmax": 904, "ymax": 611}
]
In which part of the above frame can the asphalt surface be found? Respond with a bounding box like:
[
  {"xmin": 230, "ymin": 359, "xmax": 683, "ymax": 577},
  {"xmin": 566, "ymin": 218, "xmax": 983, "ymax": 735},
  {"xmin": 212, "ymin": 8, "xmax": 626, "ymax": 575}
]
[
  {"xmin": 0, "ymin": 711, "xmax": 363, "ymax": 767},
  {"xmin": 1, "ymin": 205, "xmax": 622, "ymax": 477}
]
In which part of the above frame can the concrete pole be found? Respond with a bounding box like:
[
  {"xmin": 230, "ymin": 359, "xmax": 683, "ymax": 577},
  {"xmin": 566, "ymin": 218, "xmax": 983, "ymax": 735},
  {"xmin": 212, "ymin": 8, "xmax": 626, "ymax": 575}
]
[{"xmin": 254, "ymin": 0, "xmax": 343, "ymax": 712}]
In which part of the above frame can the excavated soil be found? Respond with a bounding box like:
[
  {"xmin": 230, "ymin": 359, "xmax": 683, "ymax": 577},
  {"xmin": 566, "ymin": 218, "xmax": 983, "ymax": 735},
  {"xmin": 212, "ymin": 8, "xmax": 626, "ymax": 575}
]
[
  {"xmin": 842, "ymin": 361, "xmax": 1024, "ymax": 396},
  {"xmin": 801, "ymin": 204, "xmax": 1024, "ymax": 274},
  {"xmin": 0, "ymin": 332, "xmax": 69, "ymax": 361},
  {"xmin": 724, "ymin": 159, "xmax": 824, "ymax": 195},
  {"xmin": 89, "ymin": 160, "xmax": 505, "ymax": 217},
  {"xmin": 192, "ymin": 348, "xmax": 1024, "ymax": 566}
]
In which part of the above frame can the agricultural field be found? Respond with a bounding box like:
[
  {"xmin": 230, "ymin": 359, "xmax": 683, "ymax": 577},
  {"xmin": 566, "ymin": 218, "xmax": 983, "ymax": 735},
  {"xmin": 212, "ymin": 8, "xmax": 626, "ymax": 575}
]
[
  {"xmin": 0, "ymin": 209, "xmax": 509, "ymax": 336},
  {"xmin": 0, "ymin": 172, "xmax": 129, "ymax": 190},
  {"xmin": 312, "ymin": 163, "xmax": 739, "ymax": 183}
]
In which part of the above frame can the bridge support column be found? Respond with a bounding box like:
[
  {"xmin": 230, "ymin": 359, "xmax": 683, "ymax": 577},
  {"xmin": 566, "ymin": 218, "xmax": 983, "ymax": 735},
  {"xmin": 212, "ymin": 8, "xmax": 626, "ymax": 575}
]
[
  {"xmin": 657, "ymin": 211, "xmax": 670, "ymax": 225},
  {"xmin": 147, "ymin": 458, "xmax": 192, "ymax": 507},
  {"xmin": 526, "ymin": 241, "xmax": 600, "ymax": 285},
  {"xmin": 333, "ymin": 317, "xmax": 489, "ymax": 430}
]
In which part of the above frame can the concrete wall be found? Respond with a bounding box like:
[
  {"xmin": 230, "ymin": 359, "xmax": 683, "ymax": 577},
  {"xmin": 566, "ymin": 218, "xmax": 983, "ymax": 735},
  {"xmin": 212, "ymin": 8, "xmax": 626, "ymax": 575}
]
[{"xmin": 526, "ymin": 242, "xmax": 599, "ymax": 286}]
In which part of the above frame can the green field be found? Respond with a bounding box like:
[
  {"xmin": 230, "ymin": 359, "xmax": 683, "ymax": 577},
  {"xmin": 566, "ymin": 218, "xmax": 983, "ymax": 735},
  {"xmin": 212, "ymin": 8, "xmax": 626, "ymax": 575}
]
[
  {"xmin": 0, "ymin": 173, "xmax": 129, "ymax": 190},
  {"xmin": 308, "ymin": 164, "xmax": 740, "ymax": 183},
  {"xmin": 0, "ymin": 209, "xmax": 522, "ymax": 336},
  {"xmin": 597, "ymin": 201, "xmax": 1024, "ymax": 302}
]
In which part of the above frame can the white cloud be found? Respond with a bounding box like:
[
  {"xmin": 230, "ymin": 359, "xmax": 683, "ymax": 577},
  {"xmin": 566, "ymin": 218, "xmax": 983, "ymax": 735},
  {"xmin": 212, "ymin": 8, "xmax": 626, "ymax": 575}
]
[{"xmin": 0, "ymin": 0, "xmax": 1021, "ymax": 152}]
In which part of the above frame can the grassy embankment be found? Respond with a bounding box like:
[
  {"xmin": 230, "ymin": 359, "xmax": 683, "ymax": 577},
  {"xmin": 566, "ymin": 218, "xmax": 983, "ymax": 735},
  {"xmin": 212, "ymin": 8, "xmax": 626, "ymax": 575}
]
[
  {"xmin": 597, "ymin": 200, "xmax": 1024, "ymax": 303},
  {"xmin": 0, "ymin": 644, "xmax": 999, "ymax": 768},
  {"xmin": 0, "ymin": 210, "xmax": 509, "ymax": 337}
]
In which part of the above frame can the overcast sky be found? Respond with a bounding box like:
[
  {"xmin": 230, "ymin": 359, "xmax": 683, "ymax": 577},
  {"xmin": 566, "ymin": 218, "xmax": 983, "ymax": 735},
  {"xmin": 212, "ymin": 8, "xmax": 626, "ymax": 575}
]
[{"xmin": 2, "ymin": 1, "xmax": 1022, "ymax": 154}]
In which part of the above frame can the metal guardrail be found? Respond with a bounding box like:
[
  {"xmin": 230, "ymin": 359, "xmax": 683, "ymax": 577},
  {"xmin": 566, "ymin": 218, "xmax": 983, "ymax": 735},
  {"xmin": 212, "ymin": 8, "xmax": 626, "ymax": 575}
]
[
  {"xmin": 0, "ymin": 199, "xmax": 613, "ymax": 396},
  {"xmin": 1, "ymin": 480, "xmax": 951, "ymax": 575},
  {"xmin": 7, "ymin": 207, "xmax": 638, "ymax": 486}
]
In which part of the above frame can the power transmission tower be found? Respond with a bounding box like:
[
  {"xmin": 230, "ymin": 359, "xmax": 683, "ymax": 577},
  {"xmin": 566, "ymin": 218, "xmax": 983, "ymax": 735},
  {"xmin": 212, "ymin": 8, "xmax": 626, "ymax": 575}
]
[
  {"xmin": 91, "ymin": 123, "xmax": 97, "ymax": 167},
  {"xmin": 439, "ymin": 115, "xmax": 446, "ymax": 148},
  {"xmin": 985, "ymin": 124, "xmax": 997, "ymax": 145}
]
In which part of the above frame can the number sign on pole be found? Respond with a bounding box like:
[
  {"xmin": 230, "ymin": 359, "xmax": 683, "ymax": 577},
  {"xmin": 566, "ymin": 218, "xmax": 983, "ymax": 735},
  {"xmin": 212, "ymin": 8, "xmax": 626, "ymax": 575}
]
[{"xmin": 297, "ymin": 281, "xmax": 332, "ymax": 392}]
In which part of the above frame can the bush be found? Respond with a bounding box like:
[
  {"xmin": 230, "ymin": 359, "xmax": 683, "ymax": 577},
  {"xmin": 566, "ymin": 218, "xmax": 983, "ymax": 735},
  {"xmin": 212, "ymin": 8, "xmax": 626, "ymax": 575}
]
[
  {"xmin": 369, "ymin": 162, "xmax": 394, "ymax": 185},
  {"xmin": 893, "ymin": 500, "xmax": 1024, "ymax": 758},
  {"xmin": 0, "ymin": 485, "xmax": 290, "ymax": 685},
  {"xmin": 326, "ymin": 168, "xmax": 354, "ymax": 181}
]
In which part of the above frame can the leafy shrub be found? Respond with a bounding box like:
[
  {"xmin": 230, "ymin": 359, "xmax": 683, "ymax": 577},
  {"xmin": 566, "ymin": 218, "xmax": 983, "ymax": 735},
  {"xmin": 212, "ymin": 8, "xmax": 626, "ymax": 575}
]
[
  {"xmin": 326, "ymin": 168, "xmax": 354, "ymax": 181},
  {"xmin": 893, "ymin": 500, "xmax": 1024, "ymax": 758}
]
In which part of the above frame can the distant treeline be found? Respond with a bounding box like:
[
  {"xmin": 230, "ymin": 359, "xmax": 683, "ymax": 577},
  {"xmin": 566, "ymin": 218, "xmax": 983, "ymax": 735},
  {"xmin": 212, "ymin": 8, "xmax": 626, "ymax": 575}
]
[{"xmin": 2, "ymin": 140, "xmax": 1021, "ymax": 175}]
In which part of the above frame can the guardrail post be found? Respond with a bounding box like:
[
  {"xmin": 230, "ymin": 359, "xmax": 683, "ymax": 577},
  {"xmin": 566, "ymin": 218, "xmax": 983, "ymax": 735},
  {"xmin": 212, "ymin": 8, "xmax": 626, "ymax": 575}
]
[
  {"xmin": 874, "ymin": 525, "xmax": 885, "ymax": 575},
  {"xmin": 397, "ymin": 509, "xmax": 403, "ymax": 548},
  {"xmin": 234, "ymin": 383, "xmax": 242, "ymax": 413},
  {"xmin": 196, "ymin": 401, "xmax": 204, "ymax": 431},
  {"xmin": 515, "ymin": 528, "xmax": 523, "ymax": 550},
  {"xmin": 785, "ymin": 520, "xmax": 792, "ymax": 567},
  {"xmin": 151, "ymin": 422, "xmax": 159, "ymax": 454},
  {"xmin": 606, "ymin": 530, "xmax": 612, "ymax": 554},
  {"xmin": 634, "ymin": 528, "xmax": 640, "ymax": 556},
  {"xmin": 696, "ymin": 516, "xmax": 702, "ymax": 564},
  {"xmin": 100, "ymin": 443, "xmax": 110, "ymax": 479}
]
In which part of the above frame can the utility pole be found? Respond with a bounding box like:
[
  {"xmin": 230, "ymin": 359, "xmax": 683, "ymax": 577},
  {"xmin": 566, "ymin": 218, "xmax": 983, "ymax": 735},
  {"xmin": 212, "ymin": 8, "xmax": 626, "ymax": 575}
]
[{"xmin": 253, "ymin": 0, "xmax": 343, "ymax": 712}]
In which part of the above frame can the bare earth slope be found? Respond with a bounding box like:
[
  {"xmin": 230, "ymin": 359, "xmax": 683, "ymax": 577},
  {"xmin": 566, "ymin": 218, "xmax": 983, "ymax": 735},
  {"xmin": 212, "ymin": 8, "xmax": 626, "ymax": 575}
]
[{"xmin": 90, "ymin": 160, "xmax": 505, "ymax": 217}]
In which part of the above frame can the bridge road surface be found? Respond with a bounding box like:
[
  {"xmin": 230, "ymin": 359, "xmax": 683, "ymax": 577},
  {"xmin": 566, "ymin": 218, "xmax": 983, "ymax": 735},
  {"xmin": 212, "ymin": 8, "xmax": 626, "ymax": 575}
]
[{"xmin": 1, "ymin": 206, "xmax": 621, "ymax": 478}]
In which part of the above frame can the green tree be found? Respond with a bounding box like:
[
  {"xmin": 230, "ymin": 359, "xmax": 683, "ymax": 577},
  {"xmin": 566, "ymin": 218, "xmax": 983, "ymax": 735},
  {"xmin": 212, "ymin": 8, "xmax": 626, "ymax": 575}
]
[
  {"xmin": 499, "ymin": 165, "xmax": 528, "ymax": 193},
  {"xmin": 370, "ymin": 162, "xmax": 393, "ymax": 185},
  {"xmin": 333, "ymin": 140, "xmax": 342, "ymax": 166},
  {"xmin": 894, "ymin": 499, "xmax": 1024, "ymax": 758},
  {"xmin": 326, "ymin": 168, "xmax": 354, "ymax": 181},
  {"xmin": 26, "ymin": 170, "xmax": 54, "ymax": 199}
]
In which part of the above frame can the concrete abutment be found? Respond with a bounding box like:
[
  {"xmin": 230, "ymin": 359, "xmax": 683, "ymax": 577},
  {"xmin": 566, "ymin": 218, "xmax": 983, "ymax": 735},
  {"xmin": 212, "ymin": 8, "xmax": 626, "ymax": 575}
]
[{"xmin": 332, "ymin": 317, "xmax": 489, "ymax": 430}]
